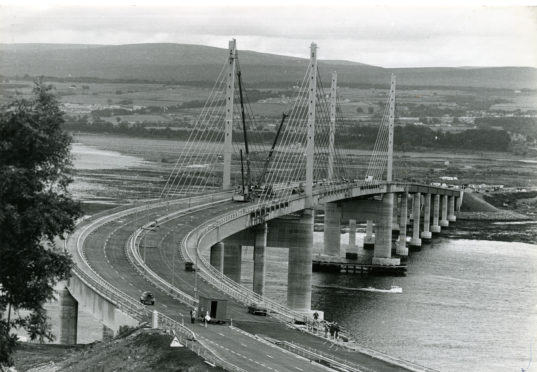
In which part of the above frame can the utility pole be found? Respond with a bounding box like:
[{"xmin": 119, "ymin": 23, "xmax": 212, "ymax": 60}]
[
  {"xmin": 305, "ymin": 42, "xmax": 318, "ymax": 206},
  {"xmin": 223, "ymin": 39, "xmax": 237, "ymax": 190}
]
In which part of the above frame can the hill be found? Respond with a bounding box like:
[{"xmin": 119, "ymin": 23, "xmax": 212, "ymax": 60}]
[{"xmin": 0, "ymin": 43, "xmax": 536, "ymax": 89}]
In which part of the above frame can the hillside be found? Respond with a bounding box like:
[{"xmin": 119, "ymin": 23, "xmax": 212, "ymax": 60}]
[{"xmin": 1, "ymin": 43, "xmax": 536, "ymax": 89}]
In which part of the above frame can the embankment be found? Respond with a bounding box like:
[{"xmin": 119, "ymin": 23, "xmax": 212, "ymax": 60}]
[
  {"xmin": 13, "ymin": 328, "xmax": 222, "ymax": 372},
  {"xmin": 458, "ymin": 192, "xmax": 528, "ymax": 221}
]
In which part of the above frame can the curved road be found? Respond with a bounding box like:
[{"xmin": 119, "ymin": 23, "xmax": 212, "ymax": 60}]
[{"xmin": 75, "ymin": 196, "xmax": 418, "ymax": 371}]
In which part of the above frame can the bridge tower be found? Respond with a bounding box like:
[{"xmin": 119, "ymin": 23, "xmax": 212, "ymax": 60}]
[
  {"xmin": 323, "ymin": 71, "xmax": 342, "ymax": 257},
  {"xmin": 387, "ymin": 73, "xmax": 396, "ymax": 182},
  {"xmin": 372, "ymin": 74, "xmax": 400, "ymax": 266},
  {"xmin": 305, "ymin": 42, "xmax": 318, "ymax": 206},
  {"xmin": 223, "ymin": 39, "xmax": 237, "ymax": 190}
]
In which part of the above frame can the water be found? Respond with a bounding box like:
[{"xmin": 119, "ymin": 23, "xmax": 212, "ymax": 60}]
[
  {"xmin": 241, "ymin": 234, "xmax": 537, "ymax": 372},
  {"xmin": 71, "ymin": 142, "xmax": 146, "ymax": 170}
]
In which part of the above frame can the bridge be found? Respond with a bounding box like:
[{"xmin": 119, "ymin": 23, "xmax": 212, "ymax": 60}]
[{"xmin": 59, "ymin": 40, "xmax": 462, "ymax": 371}]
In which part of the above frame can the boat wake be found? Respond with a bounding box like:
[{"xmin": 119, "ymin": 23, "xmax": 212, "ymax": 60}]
[{"xmin": 314, "ymin": 285, "xmax": 402, "ymax": 293}]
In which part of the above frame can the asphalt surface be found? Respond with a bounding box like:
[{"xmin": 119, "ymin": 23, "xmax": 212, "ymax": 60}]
[{"xmin": 73, "ymin": 197, "xmax": 414, "ymax": 372}]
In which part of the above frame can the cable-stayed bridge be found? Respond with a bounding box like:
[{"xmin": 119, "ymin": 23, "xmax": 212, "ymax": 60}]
[{"xmin": 61, "ymin": 40, "xmax": 461, "ymax": 372}]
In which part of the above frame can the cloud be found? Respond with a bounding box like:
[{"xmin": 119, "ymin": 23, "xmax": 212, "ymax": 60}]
[{"xmin": 1, "ymin": 5, "xmax": 536, "ymax": 67}]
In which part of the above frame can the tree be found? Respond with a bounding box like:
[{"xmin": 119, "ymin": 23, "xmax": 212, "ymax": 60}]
[{"xmin": 0, "ymin": 81, "xmax": 82, "ymax": 367}]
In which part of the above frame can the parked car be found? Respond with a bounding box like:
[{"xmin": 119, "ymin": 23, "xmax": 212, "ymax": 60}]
[{"xmin": 140, "ymin": 291, "xmax": 155, "ymax": 305}]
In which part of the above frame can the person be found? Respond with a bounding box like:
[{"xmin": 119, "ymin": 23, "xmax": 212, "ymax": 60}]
[
  {"xmin": 199, "ymin": 307, "xmax": 205, "ymax": 323},
  {"xmin": 313, "ymin": 311, "xmax": 319, "ymax": 321},
  {"xmin": 334, "ymin": 322, "xmax": 340, "ymax": 340},
  {"xmin": 324, "ymin": 322, "xmax": 329, "ymax": 338},
  {"xmin": 204, "ymin": 311, "xmax": 210, "ymax": 327},
  {"xmin": 329, "ymin": 322, "xmax": 335, "ymax": 339},
  {"xmin": 190, "ymin": 308, "xmax": 197, "ymax": 324}
]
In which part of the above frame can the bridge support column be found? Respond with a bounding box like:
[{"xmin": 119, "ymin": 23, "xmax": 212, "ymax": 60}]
[
  {"xmin": 396, "ymin": 193, "xmax": 408, "ymax": 256},
  {"xmin": 363, "ymin": 220, "xmax": 375, "ymax": 250},
  {"xmin": 102, "ymin": 324, "xmax": 114, "ymax": 342},
  {"xmin": 323, "ymin": 202, "xmax": 341, "ymax": 256},
  {"xmin": 431, "ymin": 194, "xmax": 441, "ymax": 233},
  {"xmin": 372, "ymin": 193, "xmax": 400, "ymax": 266},
  {"xmin": 253, "ymin": 223, "xmax": 267, "ymax": 296},
  {"xmin": 440, "ymin": 195, "xmax": 449, "ymax": 228},
  {"xmin": 392, "ymin": 196, "xmax": 400, "ymax": 239},
  {"xmin": 448, "ymin": 195, "xmax": 456, "ymax": 222},
  {"xmin": 59, "ymin": 287, "xmax": 78, "ymax": 345},
  {"xmin": 421, "ymin": 193, "xmax": 432, "ymax": 242},
  {"xmin": 210, "ymin": 242, "xmax": 224, "ymax": 272},
  {"xmin": 287, "ymin": 209, "xmax": 314, "ymax": 312},
  {"xmin": 346, "ymin": 219, "xmax": 358, "ymax": 259},
  {"xmin": 409, "ymin": 192, "xmax": 422, "ymax": 250},
  {"xmin": 224, "ymin": 244, "xmax": 242, "ymax": 283}
]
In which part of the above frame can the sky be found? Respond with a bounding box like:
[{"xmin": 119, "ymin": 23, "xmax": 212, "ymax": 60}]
[{"xmin": 0, "ymin": 1, "xmax": 536, "ymax": 68}]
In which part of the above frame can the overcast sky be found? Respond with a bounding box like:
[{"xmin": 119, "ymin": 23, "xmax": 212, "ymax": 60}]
[{"xmin": 1, "ymin": 2, "xmax": 536, "ymax": 68}]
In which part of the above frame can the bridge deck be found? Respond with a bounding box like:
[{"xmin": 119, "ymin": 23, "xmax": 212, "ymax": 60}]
[{"xmin": 68, "ymin": 189, "xmax": 451, "ymax": 371}]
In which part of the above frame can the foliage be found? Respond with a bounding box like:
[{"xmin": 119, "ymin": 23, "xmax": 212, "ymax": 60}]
[
  {"xmin": 26, "ymin": 308, "xmax": 55, "ymax": 343},
  {"xmin": 0, "ymin": 81, "xmax": 82, "ymax": 366}
]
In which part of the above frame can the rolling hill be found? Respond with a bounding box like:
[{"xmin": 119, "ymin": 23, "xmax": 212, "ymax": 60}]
[{"xmin": 0, "ymin": 43, "xmax": 536, "ymax": 89}]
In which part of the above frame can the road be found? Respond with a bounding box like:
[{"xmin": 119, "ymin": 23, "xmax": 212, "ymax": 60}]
[{"xmin": 74, "ymin": 196, "xmax": 416, "ymax": 371}]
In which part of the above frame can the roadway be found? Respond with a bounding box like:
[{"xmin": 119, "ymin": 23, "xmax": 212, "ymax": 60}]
[{"xmin": 73, "ymin": 195, "xmax": 419, "ymax": 371}]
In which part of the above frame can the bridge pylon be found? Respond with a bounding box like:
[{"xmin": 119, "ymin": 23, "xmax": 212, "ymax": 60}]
[
  {"xmin": 387, "ymin": 73, "xmax": 396, "ymax": 182},
  {"xmin": 223, "ymin": 39, "xmax": 237, "ymax": 190},
  {"xmin": 305, "ymin": 42, "xmax": 317, "ymax": 206}
]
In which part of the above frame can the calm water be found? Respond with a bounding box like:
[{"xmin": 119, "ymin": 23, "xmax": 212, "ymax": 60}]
[
  {"xmin": 65, "ymin": 143, "xmax": 537, "ymax": 371},
  {"xmin": 241, "ymin": 233, "xmax": 537, "ymax": 372}
]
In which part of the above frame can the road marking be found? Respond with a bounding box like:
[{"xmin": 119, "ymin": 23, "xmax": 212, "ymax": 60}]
[
  {"xmin": 240, "ymin": 343, "xmax": 247, "ymax": 348},
  {"xmin": 162, "ymin": 304, "xmax": 168, "ymax": 308},
  {"xmin": 266, "ymin": 355, "xmax": 273, "ymax": 359},
  {"xmin": 218, "ymin": 332, "xmax": 226, "ymax": 337},
  {"xmin": 294, "ymin": 367, "xmax": 303, "ymax": 371}
]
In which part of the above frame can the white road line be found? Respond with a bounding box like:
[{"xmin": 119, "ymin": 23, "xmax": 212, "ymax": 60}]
[
  {"xmin": 218, "ymin": 332, "xmax": 226, "ymax": 337},
  {"xmin": 240, "ymin": 343, "xmax": 247, "ymax": 348},
  {"xmin": 294, "ymin": 367, "xmax": 303, "ymax": 371},
  {"xmin": 162, "ymin": 304, "xmax": 168, "ymax": 308},
  {"xmin": 266, "ymin": 355, "xmax": 273, "ymax": 359}
]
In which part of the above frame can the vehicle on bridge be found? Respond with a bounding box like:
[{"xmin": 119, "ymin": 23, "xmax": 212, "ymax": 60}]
[{"xmin": 140, "ymin": 291, "xmax": 155, "ymax": 305}]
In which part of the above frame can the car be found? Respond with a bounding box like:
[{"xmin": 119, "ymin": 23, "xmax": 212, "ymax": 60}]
[
  {"xmin": 140, "ymin": 291, "xmax": 155, "ymax": 305},
  {"xmin": 247, "ymin": 303, "xmax": 267, "ymax": 316}
]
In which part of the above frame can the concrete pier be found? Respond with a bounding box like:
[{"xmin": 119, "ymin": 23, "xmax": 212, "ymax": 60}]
[
  {"xmin": 372, "ymin": 193, "xmax": 400, "ymax": 266},
  {"xmin": 210, "ymin": 242, "xmax": 224, "ymax": 272},
  {"xmin": 440, "ymin": 194, "xmax": 449, "ymax": 227},
  {"xmin": 448, "ymin": 195, "xmax": 456, "ymax": 222},
  {"xmin": 59, "ymin": 287, "xmax": 78, "ymax": 345},
  {"xmin": 363, "ymin": 220, "xmax": 375, "ymax": 250},
  {"xmin": 323, "ymin": 202, "xmax": 341, "ymax": 256},
  {"xmin": 287, "ymin": 209, "xmax": 314, "ymax": 311},
  {"xmin": 421, "ymin": 193, "xmax": 432, "ymax": 242},
  {"xmin": 253, "ymin": 223, "xmax": 267, "ymax": 296},
  {"xmin": 409, "ymin": 192, "xmax": 422, "ymax": 249},
  {"xmin": 224, "ymin": 243, "xmax": 242, "ymax": 283},
  {"xmin": 431, "ymin": 194, "xmax": 441, "ymax": 234},
  {"xmin": 346, "ymin": 219, "xmax": 358, "ymax": 259},
  {"xmin": 392, "ymin": 196, "xmax": 400, "ymax": 236},
  {"xmin": 396, "ymin": 193, "xmax": 408, "ymax": 256}
]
